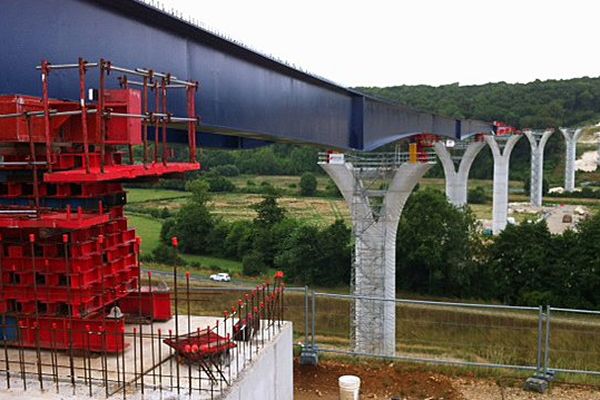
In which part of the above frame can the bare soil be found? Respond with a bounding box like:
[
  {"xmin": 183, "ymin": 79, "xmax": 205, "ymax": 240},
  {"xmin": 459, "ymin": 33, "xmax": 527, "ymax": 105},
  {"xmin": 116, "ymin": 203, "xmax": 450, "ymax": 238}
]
[{"xmin": 294, "ymin": 359, "xmax": 600, "ymax": 400}]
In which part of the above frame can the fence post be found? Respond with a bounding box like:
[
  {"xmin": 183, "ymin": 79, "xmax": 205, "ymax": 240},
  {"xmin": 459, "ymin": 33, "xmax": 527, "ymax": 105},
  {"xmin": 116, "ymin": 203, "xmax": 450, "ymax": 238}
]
[
  {"xmin": 544, "ymin": 305, "xmax": 551, "ymax": 376},
  {"xmin": 536, "ymin": 305, "xmax": 543, "ymax": 373},
  {"xmin": 311, "ymin": 290, "xmax": 316, "ymax": 350},
  {"xmin": 304, "ymin": 286, "xmax": 309, "ymax": 347},
  {"xmin": 299, "ymin": 287, "xmax": 318, "ymax": 365}
]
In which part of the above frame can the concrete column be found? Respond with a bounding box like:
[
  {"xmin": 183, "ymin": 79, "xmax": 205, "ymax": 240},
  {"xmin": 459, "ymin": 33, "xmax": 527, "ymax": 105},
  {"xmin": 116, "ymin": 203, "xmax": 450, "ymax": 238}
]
[
  {"xmin": 524, "ymin": 129, "xmax": 554, "ymax": 207},
  {"xmin": 560, "ymin": 128, "xmax": 583, "ymax": 192},
  {"xmin": 484, "ymin": 135, "xmax": 522, "ymax": 234},
  {"xmin": 433, "ymin": 140, "xmax": 485, "ymax": 207},
  {"xmin": 321, "ymin": 161, "xmax": 431, "ymax": 356}
]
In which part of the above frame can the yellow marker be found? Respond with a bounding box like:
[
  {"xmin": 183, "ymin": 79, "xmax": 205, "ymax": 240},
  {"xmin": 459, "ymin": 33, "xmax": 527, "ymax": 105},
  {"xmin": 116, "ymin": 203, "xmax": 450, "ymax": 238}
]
[{"xmin": 409, "ymin": 143, "xmax": 417, "ymax": 164}]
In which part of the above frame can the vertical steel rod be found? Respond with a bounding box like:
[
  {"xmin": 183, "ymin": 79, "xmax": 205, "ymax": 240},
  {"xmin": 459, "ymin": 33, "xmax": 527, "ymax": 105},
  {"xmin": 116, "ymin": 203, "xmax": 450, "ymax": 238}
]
[
  {"xmin": 78, "ymin": 58, "xmax": 91, "ymax": 174},
  {"xmin": 97, "ymin": 59, "xmax": 106, "ymax": 173},
  {"xmin": 41, "ymin": 60, "xmax": 54, "ymax": 172},
  {"xmin": 161, "ymin": 78, "xmax": 168, "ymax": 166},
  {"xmin": 142, "ymin": 75, "xmax": 149, "ymax": 168}
]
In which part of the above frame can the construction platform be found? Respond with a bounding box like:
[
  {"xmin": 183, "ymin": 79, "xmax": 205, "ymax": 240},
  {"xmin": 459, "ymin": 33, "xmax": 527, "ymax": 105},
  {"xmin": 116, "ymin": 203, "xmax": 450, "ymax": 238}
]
[{"xmin": 0, "ymin": 315, "xmax": 293, "ymax": 400}]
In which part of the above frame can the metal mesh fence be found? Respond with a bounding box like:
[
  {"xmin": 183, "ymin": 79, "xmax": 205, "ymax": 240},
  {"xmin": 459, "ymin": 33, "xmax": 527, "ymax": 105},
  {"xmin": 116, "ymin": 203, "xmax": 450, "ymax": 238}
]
[
  {"xmin": 310, "ymin": 292, "xmax": 554, "ymax": 374},
  {"xmin": 547, "ymin": 307, "xmax": 600, "ymax": 376}
]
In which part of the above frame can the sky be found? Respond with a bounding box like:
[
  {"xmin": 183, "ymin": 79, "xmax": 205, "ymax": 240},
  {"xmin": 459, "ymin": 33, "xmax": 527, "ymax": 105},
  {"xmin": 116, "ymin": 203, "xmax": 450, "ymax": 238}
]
[{"xmin": 160, "ymin": 0, "xmax": 599, "ymax": 88}]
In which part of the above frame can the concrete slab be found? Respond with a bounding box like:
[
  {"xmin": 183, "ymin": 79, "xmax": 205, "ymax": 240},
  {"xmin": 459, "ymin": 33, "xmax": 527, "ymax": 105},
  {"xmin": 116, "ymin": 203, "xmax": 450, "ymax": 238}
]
[{"xmin": 0, "ymin": 316, "xmax": 293, "ymax": 400}]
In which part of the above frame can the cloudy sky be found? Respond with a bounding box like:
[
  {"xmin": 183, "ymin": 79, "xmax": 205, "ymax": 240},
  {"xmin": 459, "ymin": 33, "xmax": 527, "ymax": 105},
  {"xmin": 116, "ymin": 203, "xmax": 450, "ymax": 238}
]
[{"xmin": 161, "ymin": 0, "xmax": 598, "ymax": 88}]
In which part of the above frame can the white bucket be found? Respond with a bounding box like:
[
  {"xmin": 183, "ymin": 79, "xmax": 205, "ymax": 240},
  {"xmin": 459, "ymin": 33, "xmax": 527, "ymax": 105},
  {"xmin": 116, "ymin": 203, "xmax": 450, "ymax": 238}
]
[{"xmin": 338, "ymin": 375, "xmax": 361, "ymax": 400}]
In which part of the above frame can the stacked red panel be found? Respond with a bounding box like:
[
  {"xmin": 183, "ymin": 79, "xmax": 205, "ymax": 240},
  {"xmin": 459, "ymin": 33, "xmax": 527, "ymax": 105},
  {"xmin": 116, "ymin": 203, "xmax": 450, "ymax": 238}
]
[{"xmin": 0, "ymin": 58, "xmax": 199, "ymax": 352}]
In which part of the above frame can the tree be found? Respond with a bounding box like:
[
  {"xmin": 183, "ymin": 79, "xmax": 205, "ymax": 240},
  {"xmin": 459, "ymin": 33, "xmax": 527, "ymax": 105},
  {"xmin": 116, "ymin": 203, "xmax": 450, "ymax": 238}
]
[
  {"xmin": 486, "ymin": 221, "xmax": 553, "ymax": 305},
  {"xmin": 253, "ymin": 194, "xmax": 286, "ymax": 226},
  {"xmin": 205, "ymin": 174, "xmax": 236, "ymax": 192},
  {"xmin": 151, "ymin": 243, "xmax": 185, "ymax": 265},
  {"xmin": 185, "ymin": 179, "xmax": 212, "ymax": 205},
  {"xmin": 565, "ymin": 214, "xmax": 600, "ymax": 308},
  {"xmin": 316, "ymin": 220, "xmax": 352, "ymax": 286},
  {"xmin": 396, "ymin": 188, "xmax": 480, "ymax": 297},
  {"xmin": 299, "ymin": 172, "xmax": 318, "ymax": 196},
  {"xmin": 213, "ymin": 164, "xmax": 240, "ymax": 177},
  {"xmin": 468, "ymin": 186, "xmax": 487, "ymax": 204},
  {"xmin": 165, "ymin": 179, "xmax": 215, "ymax": 254},
  {"xmin": 275, "ymin": 225, "xmax": 322, "ymax": 284},
  {"xmin": 223, "ymin": 221, "xmax": 254, "ymax": 259},
  {"xmin": 242, "ymin": 252, "xmax": 269, "ymax": 276}
]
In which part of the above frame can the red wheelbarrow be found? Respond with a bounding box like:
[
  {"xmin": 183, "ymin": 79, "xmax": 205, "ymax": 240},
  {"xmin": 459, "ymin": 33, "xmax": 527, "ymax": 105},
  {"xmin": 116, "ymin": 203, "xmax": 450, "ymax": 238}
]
[{"xmin": 163, "ymin": 327, "xmax": 236, "ymax": 385}]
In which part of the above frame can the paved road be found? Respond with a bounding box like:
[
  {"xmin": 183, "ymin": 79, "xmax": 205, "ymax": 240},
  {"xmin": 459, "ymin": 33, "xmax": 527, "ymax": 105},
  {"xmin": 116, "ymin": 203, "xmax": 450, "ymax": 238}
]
[{"xmin": 544, "ymin": 204, "xmax": 585, "ymax": 234}]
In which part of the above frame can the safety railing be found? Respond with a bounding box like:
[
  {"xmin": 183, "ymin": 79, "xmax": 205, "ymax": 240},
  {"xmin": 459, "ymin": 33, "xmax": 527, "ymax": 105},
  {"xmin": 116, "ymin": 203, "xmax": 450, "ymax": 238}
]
[{"xmin": 318, "ymin": 151, "xmax": 437, "ymax": 167}]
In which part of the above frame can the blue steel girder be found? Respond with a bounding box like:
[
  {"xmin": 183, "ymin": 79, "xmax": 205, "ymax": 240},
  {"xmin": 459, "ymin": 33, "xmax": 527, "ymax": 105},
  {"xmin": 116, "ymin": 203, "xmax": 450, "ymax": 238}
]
[{"xmin": 0, "ymin": 0, "xmax": 492, "ymax": 150}]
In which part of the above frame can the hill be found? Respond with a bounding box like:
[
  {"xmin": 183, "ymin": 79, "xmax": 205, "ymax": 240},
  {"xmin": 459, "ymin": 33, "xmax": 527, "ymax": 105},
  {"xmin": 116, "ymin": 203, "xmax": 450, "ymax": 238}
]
[
  {"xmin": 358, "ymin": 77, "xmax": 600, "ymax": 183},
  {"xmin": 357, "ymin": 76, "xmax": 600, "ymax": 129}
]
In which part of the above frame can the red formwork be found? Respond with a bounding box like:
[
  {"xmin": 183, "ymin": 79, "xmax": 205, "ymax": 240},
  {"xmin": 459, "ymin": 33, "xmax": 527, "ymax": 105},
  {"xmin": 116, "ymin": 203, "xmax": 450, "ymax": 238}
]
[
  {"xmin": 119, "ymin": 288, "xmax": 172, "ymax": 322},
  {"xmin": 0, "ymin": 90, "xmax": 141, "ymax": 145},
  {"xmin": 0, "ymin": 58, "xmax": 200, "ymax": 353},
  {"xmin": 16, "ymin": 315, "xmax": 126, "ymax": 353}
]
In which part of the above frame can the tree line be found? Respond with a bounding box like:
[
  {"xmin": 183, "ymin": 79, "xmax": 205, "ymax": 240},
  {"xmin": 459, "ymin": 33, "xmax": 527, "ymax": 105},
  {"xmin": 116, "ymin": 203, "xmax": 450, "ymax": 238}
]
[
  {"xmin": 148, "ymin": 177, "xmax": 600, "ymax": 310},
  {"xmin": 151, "ymin": 180, "xmax": 351, "ymax": 286}
]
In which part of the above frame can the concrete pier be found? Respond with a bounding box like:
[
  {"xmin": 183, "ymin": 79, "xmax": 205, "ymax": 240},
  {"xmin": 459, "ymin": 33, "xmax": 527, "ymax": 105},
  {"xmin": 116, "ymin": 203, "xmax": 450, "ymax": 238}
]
[
  {"xmin": 524, "ymin": 129, "xmax": 554, "ymax": 207},
  {"xmin": 433, "ymin": 139, "xmax": 486, "ymax": 207},
  {"xmin": 321, "ymin": 159, "xmax": 431, "ymax": 356},
  {"xmin": 484, "ymin": 134, "xmax": 521, "ymax": 234},
  {"xmin": 560, "ymin": 128, "xmax": 583, "ymax": 192}
]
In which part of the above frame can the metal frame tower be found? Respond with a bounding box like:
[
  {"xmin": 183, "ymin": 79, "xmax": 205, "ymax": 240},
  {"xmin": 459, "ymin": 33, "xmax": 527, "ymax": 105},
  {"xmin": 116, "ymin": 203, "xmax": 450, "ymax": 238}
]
[{"xmin": 320, "ymin": 147, "xmax": 433, "ymax": 356}]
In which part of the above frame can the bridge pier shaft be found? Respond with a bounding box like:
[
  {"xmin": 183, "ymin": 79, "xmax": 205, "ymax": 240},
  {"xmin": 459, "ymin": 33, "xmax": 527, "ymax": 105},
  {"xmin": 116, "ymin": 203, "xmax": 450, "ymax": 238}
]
[
  {"xmin": 433, "ymin": 139, "xmax": 486, "ymax": 207},
  {"xmin": 320, "ymin": 158, "xmax": 431, "ymax": 357},
  {"xmin": 484, "ymin": 134, "xmax": 521, "ymax": 234},
  {"xmin": 524, "ymin": 129, "xmax": 554, "ymax": 208},
  {"xmin": 560, "ymin": 128, "xmax": 583, "ymax": 192}
]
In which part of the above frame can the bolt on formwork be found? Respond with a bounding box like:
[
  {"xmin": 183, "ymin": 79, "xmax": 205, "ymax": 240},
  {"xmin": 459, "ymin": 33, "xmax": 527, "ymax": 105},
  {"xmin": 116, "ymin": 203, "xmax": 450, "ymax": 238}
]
[{"xmin": 319, "ymin": 145, "xmax": 434, "ymax": 357}]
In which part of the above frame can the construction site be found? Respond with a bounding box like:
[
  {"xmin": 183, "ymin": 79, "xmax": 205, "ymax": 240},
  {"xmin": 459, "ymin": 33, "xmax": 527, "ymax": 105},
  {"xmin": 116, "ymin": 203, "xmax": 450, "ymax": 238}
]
[{"xmin": 3, "ymin": 1, "xmax": 600, "ymax": 399}]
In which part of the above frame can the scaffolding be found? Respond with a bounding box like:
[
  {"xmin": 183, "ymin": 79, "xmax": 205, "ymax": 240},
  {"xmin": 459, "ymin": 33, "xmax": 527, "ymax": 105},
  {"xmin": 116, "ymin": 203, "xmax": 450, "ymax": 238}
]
[{"xmin": 319, "ymin": 147, "xmax": 435, "ymax": 356}]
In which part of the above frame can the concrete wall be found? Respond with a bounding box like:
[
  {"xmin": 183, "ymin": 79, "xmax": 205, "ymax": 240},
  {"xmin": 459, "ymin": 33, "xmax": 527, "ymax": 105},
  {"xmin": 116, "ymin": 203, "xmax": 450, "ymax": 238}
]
[{"xmin": 223, "ymin": 322, "xmax": 293, "ymax": 400}]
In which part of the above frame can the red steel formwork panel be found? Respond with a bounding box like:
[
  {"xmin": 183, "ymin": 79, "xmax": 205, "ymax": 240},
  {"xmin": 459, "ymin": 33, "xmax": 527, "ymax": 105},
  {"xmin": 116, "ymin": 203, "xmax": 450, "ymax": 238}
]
[{"xmin": 0, "ymin": 58, "xmax": 200, "ymax": 353}]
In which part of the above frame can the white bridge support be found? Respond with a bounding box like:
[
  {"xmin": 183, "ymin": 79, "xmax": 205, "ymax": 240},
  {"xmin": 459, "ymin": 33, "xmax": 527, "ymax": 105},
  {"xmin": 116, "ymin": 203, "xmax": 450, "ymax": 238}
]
[
  {"xmin": 433, "ymin": 140, "xmax": 486, "ymax": 207},
  {"xmin": 484, "ymin": 134, "xmax": 522, "ymax": 234},
  {"xmin": 524, "ymin": 129, "xmax": 554, "ymax": 207},
  {"xmin": 320, "ymin": 160, "xmax": 431, "ymax": 356},
  {"xmin": 560, "ymin": 128, "xmax": 583, "ymax": 192}
]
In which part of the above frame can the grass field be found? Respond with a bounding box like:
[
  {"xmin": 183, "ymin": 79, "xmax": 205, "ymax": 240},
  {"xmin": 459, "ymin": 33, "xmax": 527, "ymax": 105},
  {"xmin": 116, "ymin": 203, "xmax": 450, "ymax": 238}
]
[
  {"xmin": 179, "ymin": 254, "xmax": 242, "ymax": 272},
  {"xmin": 126, "ymin": 188, "xmax": 191, "ymax": 204},
  {"xmin": 126, "ymin": 178, "xmax": 597, "ymax": 230},
  {"xmin": 127, "ymin": 214, "xmax": 161, "ymax": 255},
  {"xmin": 126, "ymin": 187, "xmax": 350, "ymax": 226},
  {"xmin": 126, "ymin": 211, "xmax": 243, "ymax": 273}
]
